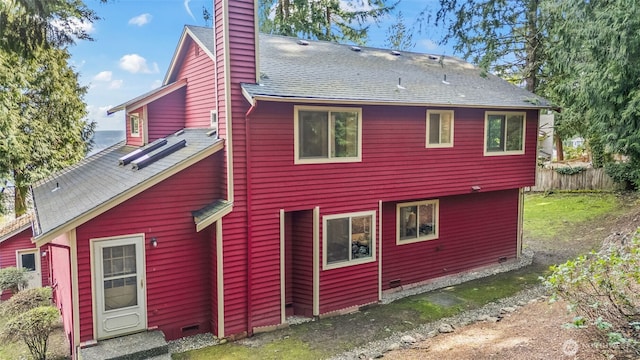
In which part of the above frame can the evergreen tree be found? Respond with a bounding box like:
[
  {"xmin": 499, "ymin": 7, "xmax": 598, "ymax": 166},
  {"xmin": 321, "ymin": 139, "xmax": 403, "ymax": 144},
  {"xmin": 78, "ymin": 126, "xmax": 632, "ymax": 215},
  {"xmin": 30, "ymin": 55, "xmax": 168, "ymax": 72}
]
[
  {"xmin": 385, "ymin": 11, "xmax": 414, "ymax": 51},
  {"xmin": 0, "ymin": 47, "xmax": 95, "ymax": 216},
  {"xmin": 544, "ymin": 0, "xmax": 640, "ymax": 183},
  {"xmin": 433, "ymin": 0, "xmax": 545, "ymax": 93},
  {"xmin": 259, "ymin": 0, "xmax": 396, "ymax": 44},
  {"xmin": 0, "ymin": 0, "xmax": 99, "ymax": 57}
]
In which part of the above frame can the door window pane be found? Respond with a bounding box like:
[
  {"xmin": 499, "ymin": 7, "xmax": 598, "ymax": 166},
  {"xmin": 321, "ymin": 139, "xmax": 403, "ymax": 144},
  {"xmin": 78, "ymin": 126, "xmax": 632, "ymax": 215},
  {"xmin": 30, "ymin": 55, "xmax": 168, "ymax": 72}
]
[{"xmin": 102, "ymin": 244, "xmax": 137, "ymax": 311}]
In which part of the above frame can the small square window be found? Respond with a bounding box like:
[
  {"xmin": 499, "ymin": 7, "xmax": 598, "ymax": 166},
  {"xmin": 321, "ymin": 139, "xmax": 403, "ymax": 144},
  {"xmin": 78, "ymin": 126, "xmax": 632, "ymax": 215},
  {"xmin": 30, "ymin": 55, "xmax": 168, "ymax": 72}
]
[
  {"xmin": 397, "ymin": 200, "xmax": 439, "ymax": 244},
  {"xmin": 426, "ymin": 110, "xmax": 454, "ymax": 148},
  {"xmin": 323, "ymin": 211, "xmax": 376, "ymax": 270},
  {"xmin": 484, "ymin": 112, "xmax": 525, "ymax": 155}
]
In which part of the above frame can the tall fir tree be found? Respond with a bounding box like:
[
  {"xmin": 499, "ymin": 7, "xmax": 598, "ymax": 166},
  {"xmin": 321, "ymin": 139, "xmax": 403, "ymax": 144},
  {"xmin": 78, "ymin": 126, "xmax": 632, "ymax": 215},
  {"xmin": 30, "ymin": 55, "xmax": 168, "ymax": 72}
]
[
  {"xmin": 0, "ymin": 0, "xmax": 98, "ymax": 216},
  {"xmin": 259, "ymin": 0, "xmax": 396, "ymax": 44}
]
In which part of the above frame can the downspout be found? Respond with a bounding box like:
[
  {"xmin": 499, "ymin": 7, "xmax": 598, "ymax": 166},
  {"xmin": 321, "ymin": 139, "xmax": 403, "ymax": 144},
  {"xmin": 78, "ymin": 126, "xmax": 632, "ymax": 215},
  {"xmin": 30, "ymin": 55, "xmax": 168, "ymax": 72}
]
[{"xmin": 245, "ymin": 100, "xmax": 257, "ymax": 335}]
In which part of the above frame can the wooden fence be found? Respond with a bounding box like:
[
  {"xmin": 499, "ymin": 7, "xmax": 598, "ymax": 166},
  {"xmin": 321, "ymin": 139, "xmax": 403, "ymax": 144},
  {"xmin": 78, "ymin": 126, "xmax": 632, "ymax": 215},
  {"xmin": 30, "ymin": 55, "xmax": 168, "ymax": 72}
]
[{"xmin": 527, "ymin": 167, "xmax": 623, "ymax": 192}]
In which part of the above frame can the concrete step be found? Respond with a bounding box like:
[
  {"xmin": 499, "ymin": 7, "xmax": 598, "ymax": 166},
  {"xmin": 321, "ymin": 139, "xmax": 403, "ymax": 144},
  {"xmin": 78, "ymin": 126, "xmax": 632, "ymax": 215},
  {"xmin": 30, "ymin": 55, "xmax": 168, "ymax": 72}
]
[{"xmin": 78, "ymin": 330, "xmax": 169, "ymax": 360}]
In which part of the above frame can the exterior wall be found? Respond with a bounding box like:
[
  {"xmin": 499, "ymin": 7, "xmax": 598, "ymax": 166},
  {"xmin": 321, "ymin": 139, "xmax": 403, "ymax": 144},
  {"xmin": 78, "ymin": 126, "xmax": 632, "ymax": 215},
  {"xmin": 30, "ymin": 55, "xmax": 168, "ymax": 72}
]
[
  {"xmin": 232, "ymin": 101, "xmax": 539, "ymax": 331},
  {"xmin": 382, "ymin": 189, "xmax": 519, "ymax": 289},
  {"xmin": 214, "ymin": 0, "xmax": 256, "ymax": 336},
  {"xmin": 49, "ymin": 237, "xmax": 74, "ymax": 356},
  {"xmin": 0, "ymin": 227, "xmax": 50, "ymax": 300},
  {"xmin": 177, "ymin": 40, "xmax": 216, "ymax": 129},
  {"xmin": 74, "ymin": 154, "xmax": 223, "ymax": 342},
  {"xmin": 147, "ymin": 88, "xmax": 186, "ymax": 142}
]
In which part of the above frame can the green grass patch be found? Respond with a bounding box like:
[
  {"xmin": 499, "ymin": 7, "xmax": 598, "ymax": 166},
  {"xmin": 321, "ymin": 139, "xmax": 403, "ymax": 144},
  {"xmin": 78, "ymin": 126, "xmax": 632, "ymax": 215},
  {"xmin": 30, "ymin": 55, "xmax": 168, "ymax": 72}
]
[
  {"xmin": 524, "ymin": 192, "xmax": 619, "ymax": 239},
  {"xmin": 173, "ymin": 338, "xmax": 327, "ymax": 360}
]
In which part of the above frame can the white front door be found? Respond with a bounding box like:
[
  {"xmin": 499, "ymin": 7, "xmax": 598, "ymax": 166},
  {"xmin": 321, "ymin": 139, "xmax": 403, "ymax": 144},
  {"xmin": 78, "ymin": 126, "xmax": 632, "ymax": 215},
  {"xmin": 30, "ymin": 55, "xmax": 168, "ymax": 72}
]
[
  {"xmin": 17, "ymin": 249, "xmax": 41, "ymax": 289},
  {"xmin": 93, "ymin": 236, "xmax": 146, "ymax": 339}
]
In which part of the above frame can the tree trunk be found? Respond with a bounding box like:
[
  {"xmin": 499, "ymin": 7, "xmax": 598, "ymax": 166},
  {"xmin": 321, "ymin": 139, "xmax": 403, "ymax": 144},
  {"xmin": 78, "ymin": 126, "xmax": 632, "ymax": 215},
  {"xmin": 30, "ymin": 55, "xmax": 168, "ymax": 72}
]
[
  {"xmin": 14, "ymin": 184, "xmax": 28, "ymax": 217},
  {"xmin": 555, "ymin": 134, "xmax": 564, "ymax": 161}
]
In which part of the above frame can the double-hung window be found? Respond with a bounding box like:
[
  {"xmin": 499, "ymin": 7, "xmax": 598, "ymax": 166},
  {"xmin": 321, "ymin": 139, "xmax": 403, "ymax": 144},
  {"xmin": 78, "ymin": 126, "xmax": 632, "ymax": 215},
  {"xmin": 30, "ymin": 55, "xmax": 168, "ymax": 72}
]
[
  {"xmin": 426, "ymin": 110, "xmax": 454, "ymax": 148},
  {"xmin": 295, "ymin": 106, "xmax": 362, "ymax": 164},
  {"xmin": 484, "ymin": 112, "xmax": 525, "ymax": 155},
  {"xmin": 130, "ymin": 114, "xmax": 141, "ymax": 137},
  {"xmin": 323, "ymin": 211, "xmax": 376, "ymax": 269},
  {"xmin": 397, "ymin": 200, "xmax": 439, "ymax": 244}
]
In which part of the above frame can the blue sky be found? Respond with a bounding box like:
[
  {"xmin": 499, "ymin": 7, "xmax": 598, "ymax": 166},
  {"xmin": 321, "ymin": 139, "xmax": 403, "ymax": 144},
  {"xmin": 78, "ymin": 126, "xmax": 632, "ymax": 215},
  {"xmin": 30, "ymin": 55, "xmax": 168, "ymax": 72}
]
[{"xmin": 71, "ymin": 0, "xmax": 450, "ymax": 131}]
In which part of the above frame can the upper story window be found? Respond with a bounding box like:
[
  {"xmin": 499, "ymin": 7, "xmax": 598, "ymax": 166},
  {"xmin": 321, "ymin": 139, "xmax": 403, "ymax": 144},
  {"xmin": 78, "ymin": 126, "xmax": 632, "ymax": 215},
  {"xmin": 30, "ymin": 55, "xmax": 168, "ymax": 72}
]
[
  {"xmin": 397, "ymin": 200, "xmax": 439, "ymax": 244},
  {"xmin": 294, "ymin": 106, "xmax": 362, "ymax": 164},
  {"xmin": 323, "ymin": 210, "xmax": 376, "ymax": 270},
  {"xmin": 484, "ymin": 112, "xmax": 525, "ymax": 155},
  {"xmin": 426, "ymin": 110, "xmax": 454, "ymax": 148},
  {"xmin": 130, "ymin": 114, "xmax": 141, "ymax": 137}
]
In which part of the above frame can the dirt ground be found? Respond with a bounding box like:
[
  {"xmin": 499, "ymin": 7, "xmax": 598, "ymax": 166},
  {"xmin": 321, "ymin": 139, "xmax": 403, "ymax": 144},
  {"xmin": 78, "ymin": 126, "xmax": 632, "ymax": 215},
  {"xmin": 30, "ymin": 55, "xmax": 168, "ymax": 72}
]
[{"xmin": 383, "ymin": 193, "xmax": 640, "ymax": 360}]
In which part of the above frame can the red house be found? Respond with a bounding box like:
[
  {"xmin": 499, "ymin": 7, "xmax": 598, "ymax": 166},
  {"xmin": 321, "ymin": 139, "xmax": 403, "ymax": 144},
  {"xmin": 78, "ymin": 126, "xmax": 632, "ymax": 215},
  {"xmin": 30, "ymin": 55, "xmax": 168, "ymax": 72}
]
[
  {"xmin": 30, "ymin": 1, "xmax": 550, "ymax": 357},
  {"xmin": 0, "ymin": 213, "xmax": 50, "ymax": 300}
]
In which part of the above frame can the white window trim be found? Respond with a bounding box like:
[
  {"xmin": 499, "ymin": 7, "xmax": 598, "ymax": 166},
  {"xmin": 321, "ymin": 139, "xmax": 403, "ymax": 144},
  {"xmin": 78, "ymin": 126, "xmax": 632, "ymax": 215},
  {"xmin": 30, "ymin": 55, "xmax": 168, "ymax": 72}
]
[
  {"xmin": 396, "ymin": 199, "xmax": 439, "ymax": 245},
  {"xmin": 426, "ymin": 110, "xmax": 454, "ymax": 148},
  {"xmin": 322, "ymin": 210, "xmax": 376, "ymax": 270},
  {"xmin": 294, "ymin": 105, "xmax": 363, "ymax": 165},
  {"xmin": 130, "ymin": 114, "xmax": 141, "ymax": 137},
  {"xmin": 483, "ymin": 111, "xmax": 526, "ymax": 156},
  {"xmin": 210, "ymin": 110, "xmax": 219, "ymax": 139}
]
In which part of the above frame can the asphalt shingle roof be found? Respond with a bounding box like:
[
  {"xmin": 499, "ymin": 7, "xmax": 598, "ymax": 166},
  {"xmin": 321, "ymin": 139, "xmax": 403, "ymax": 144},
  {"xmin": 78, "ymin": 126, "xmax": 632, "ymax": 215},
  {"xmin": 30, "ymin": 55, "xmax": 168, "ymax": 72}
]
[
  {"xmin": 239, "ymin": 35, "xmax": 550, "ymax": 109},
  {"xmin": 32, "ymin": 129, "xmax": 222, "ymax": 240},
  {"xmin": 0, "ymin": 212, "xmax": 34, "ymax": 243}
]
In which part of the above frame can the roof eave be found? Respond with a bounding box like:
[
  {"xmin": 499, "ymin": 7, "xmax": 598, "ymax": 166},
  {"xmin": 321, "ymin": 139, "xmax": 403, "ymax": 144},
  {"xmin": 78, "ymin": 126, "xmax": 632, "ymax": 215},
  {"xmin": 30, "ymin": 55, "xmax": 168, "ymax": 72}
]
[
  {"xmin": 33, "ymin": 139, "xmax": 225, "ymax": 247},
  {"xmin": 107, "ymin": 79, "xmax": 188, "ymax": 115},
  {"xmin": 240, "ymin": 91, "xmax": 553, "ymax": 110}
]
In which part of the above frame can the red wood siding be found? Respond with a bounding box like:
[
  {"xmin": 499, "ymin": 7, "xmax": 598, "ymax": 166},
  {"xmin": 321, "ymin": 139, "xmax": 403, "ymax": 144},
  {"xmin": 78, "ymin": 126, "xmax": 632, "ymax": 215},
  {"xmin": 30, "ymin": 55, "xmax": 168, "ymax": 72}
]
[
  {"xmin": 286, "ymin": 210, "xmax": 314, "ymax": 317},
  {"xmin": 0, "ymin": 228, "xmax": 50, "ymax": 300},
  {"xmin": 214, "ymin": 0, "xmax": 256, "ymax": 336},
  {"xmin": 382, "ymin": 189, "xmax": 519, "ymax": 289},
  {"xmin": 126, "ymin": 109, "xmax": 144, "ymax": 147},
  {"xmin": 176, "ymin": 40, "xmax": 216, "ymax": 129},
  {"xmin": 232, "ymin": 101, "xmax": 537, "ymax": 329},
  {"xmin": 147, "ymin": 88, "xmax": 186, "ymax": 141},
  {"xmin": 49, "ymin": 241, "xmax": 73, "ymax": 353},
  {"xmin": 75, "ymin": 154, "xmax": 223, "ymax": 342}
]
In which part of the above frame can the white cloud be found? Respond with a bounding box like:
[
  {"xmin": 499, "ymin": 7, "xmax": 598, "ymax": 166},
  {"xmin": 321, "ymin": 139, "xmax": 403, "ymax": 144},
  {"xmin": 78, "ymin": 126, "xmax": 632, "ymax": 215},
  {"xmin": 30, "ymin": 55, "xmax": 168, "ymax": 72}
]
[
  {"xmin": 93, "ymin": 71, "xmax": 112, "ymax": 82},
  {"xmin": 119, "ymin": 54, "xmax": 157, "ymax": 74},
  {"xmin": 109, "ymin": 80, "xmax": 123, "ymax": 89},
  {"xmin": 184, "ymin": 0, "xmax": 195, "ymax": 20},
  {"xmin": 419, "ymin": 39, "xmax": 441, "ymax": 52},
  {"xmin": 52, "ymin": 17, "xmax": 95, "ymax": 36},
  {"xmin": 129, "ymin": 13, "xmax": 152, "ymax": 26},
  {"xmin": 87, "ymin": 105, "xmax": 123, "ymax": 131}
]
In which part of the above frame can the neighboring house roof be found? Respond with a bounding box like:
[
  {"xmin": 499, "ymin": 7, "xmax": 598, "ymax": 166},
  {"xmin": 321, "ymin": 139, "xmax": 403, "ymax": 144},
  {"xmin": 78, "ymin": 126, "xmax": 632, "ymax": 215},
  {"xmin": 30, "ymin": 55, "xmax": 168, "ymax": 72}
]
[
  {"xmin": 239, "ymin": 35, "xmax": 550, "ymax": 109},
  {"xmin": 32, "ymin": 129, "xmax": 223, "ymax": 244},
  {"xmin": 0, "ymin": 212, "xmax": 34, "ymax": 243},
  {"xmin": 107, "ymin": 79, "xmax": 187, "ymax": 115}
]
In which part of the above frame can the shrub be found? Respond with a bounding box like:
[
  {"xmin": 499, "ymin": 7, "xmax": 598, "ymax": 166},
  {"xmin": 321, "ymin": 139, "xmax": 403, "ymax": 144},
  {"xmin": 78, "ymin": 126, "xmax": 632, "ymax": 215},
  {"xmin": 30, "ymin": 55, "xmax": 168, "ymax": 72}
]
[
  {"xmin": 554, "ymin": 166, "xmax": 587, "ymax": 175},
  {"xmin": 1, "ymin": 287, "xmax": 52, "ymax": 317},
  {"xmin": 545, "ymin": 236, "xmax": 640, "ymax": 357},
  {"xmin": 1, "ymin": 305, "xmax": 60, "ymax": 360},
  {"xmin": 0, "ymin": 267, "xmax": 28, "ymax": 295},
  {"xmin": 605, "ymin": 162, "xmax": 640, "ymax": 190}
]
